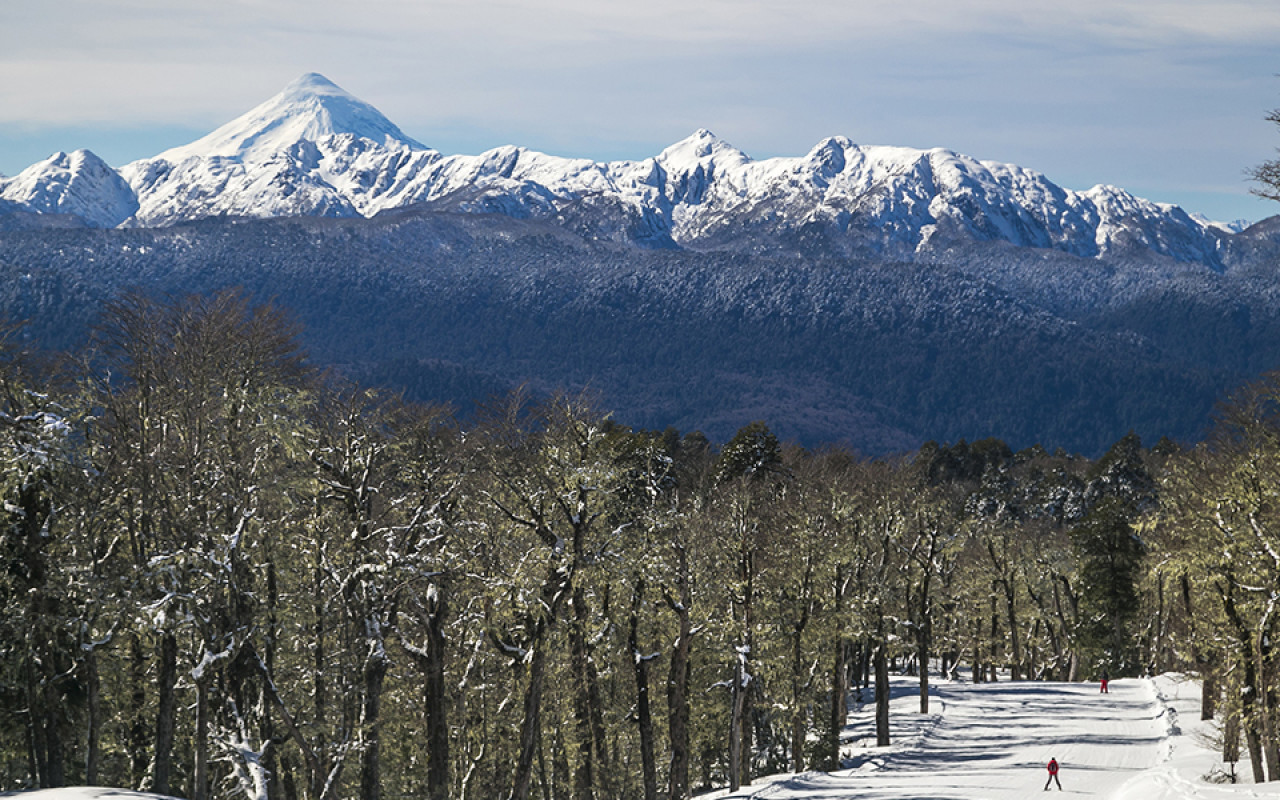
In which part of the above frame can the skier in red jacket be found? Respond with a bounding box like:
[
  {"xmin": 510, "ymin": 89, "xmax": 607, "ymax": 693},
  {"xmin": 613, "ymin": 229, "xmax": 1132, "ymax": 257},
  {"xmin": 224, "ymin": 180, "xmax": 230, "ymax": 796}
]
[
  {"xmin": 1044, "ymin": 757, "xmax": 1062, "ymax": 791},
  {"xmin": 1044, "ymin": 757, "xmax": 1064, "ymax": 788}
]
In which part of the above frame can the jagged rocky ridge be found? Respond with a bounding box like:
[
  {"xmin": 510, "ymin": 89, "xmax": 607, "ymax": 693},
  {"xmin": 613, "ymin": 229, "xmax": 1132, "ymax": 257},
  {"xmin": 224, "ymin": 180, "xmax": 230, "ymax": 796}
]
[
  {"xmin": 3, "ymin": 73, "xmax": 1280, "ymax": 455},
  {"xmin": 0, "ymin": 73, "xmax": 1239, "ymax": 265}
]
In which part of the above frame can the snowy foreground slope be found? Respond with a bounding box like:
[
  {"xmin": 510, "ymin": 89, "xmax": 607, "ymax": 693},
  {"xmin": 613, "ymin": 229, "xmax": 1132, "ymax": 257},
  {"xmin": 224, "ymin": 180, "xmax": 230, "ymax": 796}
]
[
  {"xmin": 711, "ymin": 674, "xmax": 1273, "ymax": 800},
  {"xmin": 1, "ymin": 676, "xmax": 1268, "ymax": 800}
]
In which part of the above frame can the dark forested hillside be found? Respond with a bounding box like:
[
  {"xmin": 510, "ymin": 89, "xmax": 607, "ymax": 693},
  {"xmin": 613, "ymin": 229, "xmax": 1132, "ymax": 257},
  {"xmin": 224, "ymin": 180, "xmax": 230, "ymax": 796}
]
[{"xmin": 0, "ymin": 208, "xmax": 1278, "ymax": 454}]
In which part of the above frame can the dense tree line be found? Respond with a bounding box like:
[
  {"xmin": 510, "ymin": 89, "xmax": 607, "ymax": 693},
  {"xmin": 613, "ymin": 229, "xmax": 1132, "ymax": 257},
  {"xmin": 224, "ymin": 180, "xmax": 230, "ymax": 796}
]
[
  {"xmin": 2, "ymin": 210, "xmax": 1274, "ymax": 455},
  {"xmin": 3, "ymin": 289, "xmax": 1280, "ymax": 798}
]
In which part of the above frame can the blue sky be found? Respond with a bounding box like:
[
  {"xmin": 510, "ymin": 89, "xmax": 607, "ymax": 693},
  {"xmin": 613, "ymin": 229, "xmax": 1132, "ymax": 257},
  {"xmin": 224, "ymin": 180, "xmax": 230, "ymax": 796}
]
[{"xmin": 2, "ymin": 0, "xmax": 1278, "ymax": 223}]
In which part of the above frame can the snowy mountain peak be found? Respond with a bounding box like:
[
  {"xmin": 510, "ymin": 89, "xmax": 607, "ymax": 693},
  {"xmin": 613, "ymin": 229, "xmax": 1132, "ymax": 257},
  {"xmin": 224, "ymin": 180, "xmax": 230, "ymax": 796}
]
[
  {"xmin": 280, "ymin": 72, "xmax": 346, "ymax": 99},
  {"xmin": 149, "ymin": 73, "xmax": 426, "ymax": 165},
  {"xmin": 657, "ymin": 129, "xmax": 750, "ymax": 171},
  {"xmin": 1192, "ymin": 213, "xmax": 1252, "ymax": 234},
  {"xmin": 0, "ymin": 73, "xmax": 1247, "ymax": 262},
  {"xmin": 0, "ymin": 149, "xmax": 138, "ymax": 227}
]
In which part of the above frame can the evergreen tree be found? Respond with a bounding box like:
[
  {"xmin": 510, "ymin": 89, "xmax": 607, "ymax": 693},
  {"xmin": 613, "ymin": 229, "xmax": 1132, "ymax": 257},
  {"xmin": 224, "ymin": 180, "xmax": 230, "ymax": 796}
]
[{"xmin": 1071, "ymin": 499, "xmax": 1145, "ymax": 676}]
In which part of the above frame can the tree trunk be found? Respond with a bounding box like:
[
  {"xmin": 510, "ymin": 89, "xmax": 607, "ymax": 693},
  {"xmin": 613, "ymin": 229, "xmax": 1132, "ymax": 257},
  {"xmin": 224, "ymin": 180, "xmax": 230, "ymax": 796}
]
[
  {"xmin": 194, "ymin": 677, "xmax": 210, "ymax": 800},
  {"xmin": 265, "ymin": 562, "xmax": 281, "ymax": 800},
  {"xmin": 26, "ymin": 661, "xmax": 47, "ymax": 787},
  {"xmin": 424, "ymin": 591, "xmax": 451, "ymax": 800},
  {"xmin": 509, "ymin": 554, "xmax": 571, "ymax": 800},
  {"xmin": 1028, "ymin": 587, "xmax": 1063, "ymax": 680},
  {"xmin": 281, "ymin": 753, "xmax": 301, "ymax": 800},
  {"xmin": 42, "ymin": 679, "xmax": 66, "ymax": 788},
  {"xmin": 1202, "ymin": 670, "xmax": 1218, "ymax": 721},
  {"xmin": 128, "ymin": 634, "xmax": 149, "ymax": 789},
  {"xmin": 665, "ymin": 577, "xmax": 692, "ymax": 800},
  {"xmin": 988, "ymin": 591, "xmax": 1001, "ymax": 681},
  {"xmin": 970, "ymin": 617, "xmax": 983, "ymax": 683},
  {"xmin": 790, "ymin": 598, "xmax": 811, "ymax": 772},
  {"xmin": 27, "ymin": 656, "xmax": 64, "ymax": 789},
  {"xmin": 259, "ymin": 653, "xmax": 325, "ymax": 800},
  {"xmin": 1220, "ymin": 580, "xmax": 1266, "ymax": 783},
  {"xmin": 917, "ymin": 624, "xmax": 931, "ymax": 713},
  {"xmin": 917, "ymin": 575, "xmax": 933, "ymax": 713},
  {"xmin": 360, "ymin": 639, "xmax": 388, "ymax": 800},
  {"xmin": 629, "ymin": 576, "xmax": 658, "ymax": 800},
  {"xmin": 728, "ymin": 649, "xmax": 748, "ymax": 791},
  {"xmin": 509, "ymin": 622, "xmax": 549, "ymax": 800},
  {"xmin": 1260, "ymin": 618, "xmax": 1280, "ymax": 781},
  {"xmin": 1001, "ymin": 579, "xmax": 1021, "ymax": 681},
  {"xmin": 824, "ymin": 566, "xmax": 851, "ymax": 771},
  {"xmin": 153, "ymin": 632, "xmax": 178, "ymax": 796},
  {"xmin": 734, "ymin": 546, "xmax": 756, "ymax": 789},
  {"xmin": 874, "ymin": 641, "xmax": 890, "ymax": 747},
  {"xmin": 827, "ymin": 637, "xmax": 850, "ymax": 770},
  {"xmin": 23, "ymin": 661, "xmax": 40, "ymax": 785},
  {"xmin": 85, "ymin": 645, "xmax": 101, "ymax": 785},
  {"xmin": 1179, "ymin": 573, "xmax": 1217, "ymax": 720},
  {"xmin": 536, "ymin": 721, "xmax": 551, "ymax": 800},
  {"xmin": 1152, "ymin": 573, "xmax": 1167, "ymax": 674},
  {"xmin": 1246, "ymin": 710, "xmax": 1265, "ymax": 783},
  {"xmin": 312, "ymin": 560, "xmax": 332, "ymax": 799},
  {"xmin": 568, "ymin": 587, "xmax": 597, "ymax": 800},
  {"xmin": 1225, "ymin": 712, "xmax": 1241, "ymax": 767},
  {"xmin": 1055, "ymin": 574, "xmax": 1080, "ymax": 682}
]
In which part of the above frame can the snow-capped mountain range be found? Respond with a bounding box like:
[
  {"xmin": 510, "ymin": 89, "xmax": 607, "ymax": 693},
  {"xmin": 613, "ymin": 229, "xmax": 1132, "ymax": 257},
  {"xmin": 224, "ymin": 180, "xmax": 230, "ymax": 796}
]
[{"xmin": 0, "ymin": 73, "xmax": 1241, "ymax": 262}]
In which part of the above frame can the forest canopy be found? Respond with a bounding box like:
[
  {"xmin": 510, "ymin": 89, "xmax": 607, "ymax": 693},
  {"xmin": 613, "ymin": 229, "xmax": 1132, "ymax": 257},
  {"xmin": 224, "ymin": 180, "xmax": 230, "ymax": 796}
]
[{"xmin": 3, "ymin": 289, "xmax": 1280, "ymax": 799}]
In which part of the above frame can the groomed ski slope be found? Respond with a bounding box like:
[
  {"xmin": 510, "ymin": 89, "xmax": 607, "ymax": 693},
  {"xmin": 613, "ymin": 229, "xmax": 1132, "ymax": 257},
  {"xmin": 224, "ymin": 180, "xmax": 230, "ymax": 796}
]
[
  {"xmin": 713, "ymin": 674, "xmax": 1280, "ymax": 799},
  {"xmin": 5, "ymin": 675, "xmax": 1279, "ymax": 800}
]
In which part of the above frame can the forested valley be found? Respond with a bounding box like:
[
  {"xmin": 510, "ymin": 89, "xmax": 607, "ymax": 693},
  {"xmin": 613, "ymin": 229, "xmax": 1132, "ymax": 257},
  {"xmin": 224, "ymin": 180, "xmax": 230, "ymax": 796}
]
[
  {"xmin": 6, "ymin": 210, "xmax": 1279, "ymax": 456},
  {"xmin": 6, "ymin": 288, "xmax": 1280, "ymax": 800}
]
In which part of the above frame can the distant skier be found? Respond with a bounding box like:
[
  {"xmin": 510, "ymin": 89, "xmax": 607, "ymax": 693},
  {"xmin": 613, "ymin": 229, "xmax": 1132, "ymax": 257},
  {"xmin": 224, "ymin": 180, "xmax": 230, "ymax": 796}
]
[
  {"xmin": 1100, "ymin": 670, "xmax": 1110, "ymax": 693},
  {"xmin": 1044, "ymin": 757, "xmax": 1062, "ymax": 791}
]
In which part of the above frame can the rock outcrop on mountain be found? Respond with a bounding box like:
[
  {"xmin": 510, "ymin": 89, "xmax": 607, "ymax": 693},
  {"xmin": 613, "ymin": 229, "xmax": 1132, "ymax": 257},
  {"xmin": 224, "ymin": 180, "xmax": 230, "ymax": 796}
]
[{"xmin": 0, "ymin": 73, "xmax": 1235, "ymax": 266}]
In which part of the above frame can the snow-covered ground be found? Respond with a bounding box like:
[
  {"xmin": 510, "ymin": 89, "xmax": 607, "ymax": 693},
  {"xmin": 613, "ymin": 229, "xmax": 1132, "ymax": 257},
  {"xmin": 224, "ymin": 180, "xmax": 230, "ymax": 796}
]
[
  {"xmin": 712, "ymin": 673, "xmax": 1280, "ymax": 799},
  {"xmin": 7, "ymin": 674, "xmax": 1279, "ymax": 800}
]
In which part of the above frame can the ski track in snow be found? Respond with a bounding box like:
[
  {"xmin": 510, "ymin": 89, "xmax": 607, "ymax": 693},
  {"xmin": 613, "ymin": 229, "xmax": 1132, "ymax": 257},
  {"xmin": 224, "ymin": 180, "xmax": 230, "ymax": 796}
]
[{"xmin": 714, "ymin": 674, "xmax": 1280, "ymax": 800}]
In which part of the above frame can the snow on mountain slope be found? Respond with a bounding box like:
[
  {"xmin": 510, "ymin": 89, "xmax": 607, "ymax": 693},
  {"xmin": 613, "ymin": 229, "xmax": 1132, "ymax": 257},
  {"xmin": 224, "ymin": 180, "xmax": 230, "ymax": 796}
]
[
  {"xmin": 119, "ymin": 73, "xmax": 435, "ymax": 226},
  {"xmin": 1086, "ymin": 184, "xmax": 1220, "ymax": 263},
  {"xmin": 0, "ymin": 72, "xmax": 1231, "ymax": 263},
  {"xmin": 122, "ymin": 142, "xmax": 364, "ymax": 227},
  {"xmin": 646, "ymin": 134, "xmax": 1221, "ymax": 261},
  {"xmin": 0, "ymin": 150, "xmax": 138, "ymax": 228},
  {"xmin": 1193, "ymin": 214, "xmax": 1252, "ymax": 235},
  {"xmin": 151, "ymin": 72, "xmax": 425, "ymax": 163},
  {"xmin": 709, "ymin": 674, "xmax": 1259, "ymax": 800}
]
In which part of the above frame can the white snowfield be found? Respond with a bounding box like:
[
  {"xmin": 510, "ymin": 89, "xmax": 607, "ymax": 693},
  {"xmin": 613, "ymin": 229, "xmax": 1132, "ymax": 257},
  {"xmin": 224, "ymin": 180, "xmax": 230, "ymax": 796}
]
[
  {"xmin": 710, "ymin": 674, "xmax": 1280, "ymax": 800},
  {"xmin": 0, "ymin": 73, "xmax": 1232, "ymax": 263},
  {"xmin": 6, "ymin": 675, "xmax": 1277, "ymax": 800}
]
